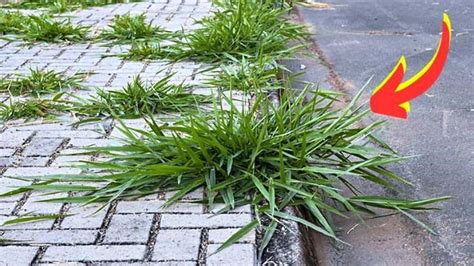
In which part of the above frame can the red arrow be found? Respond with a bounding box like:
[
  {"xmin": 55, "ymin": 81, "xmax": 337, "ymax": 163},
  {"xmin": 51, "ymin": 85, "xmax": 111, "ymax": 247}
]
[{"xmin": 370, "ymin": 13, "xmax": 452, "ymax": 119}]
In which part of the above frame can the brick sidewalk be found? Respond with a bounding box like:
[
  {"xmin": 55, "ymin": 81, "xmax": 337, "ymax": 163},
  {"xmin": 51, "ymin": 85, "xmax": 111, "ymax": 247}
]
[{"xmin": 0, "ymin": 1, "xmax": 256, "ymax": 264}]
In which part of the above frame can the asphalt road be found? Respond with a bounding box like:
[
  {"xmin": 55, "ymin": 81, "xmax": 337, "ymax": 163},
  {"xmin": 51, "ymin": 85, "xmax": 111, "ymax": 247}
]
[{"xmin": 292, "ymin": 0, "xmax": 473, "ymax": 264}]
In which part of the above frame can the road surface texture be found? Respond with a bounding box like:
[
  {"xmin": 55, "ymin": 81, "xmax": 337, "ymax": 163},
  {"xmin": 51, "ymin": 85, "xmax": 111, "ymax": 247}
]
[
  {"xmin": 0, "ymin": 1, "xmax": 257, "ymax": 264},
  {"xmin": 290, "ymin": 0, "xmax": 473, "ymax": 264}
]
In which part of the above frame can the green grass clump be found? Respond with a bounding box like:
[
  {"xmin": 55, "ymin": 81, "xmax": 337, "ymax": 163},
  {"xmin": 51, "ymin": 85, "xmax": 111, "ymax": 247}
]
[
  {"xmin": 122, "ymin": 42, "xmax": 179, "ymax": 61},
  {"xmin": 2, "ymin": 0, "xmax": 143, "ymax": 13},
  {"xmin": 208, "ymin": 54, "xmax": 281, "ymax": 92},
  {"xmin": 19, "ymin": 15, "xmax": 90, "ymax": 43},
  {"xmin": 170, "ymin": 0, "xmax": 305, "ymax": 62},
  {"xmin": 0, "ymin": 11, "xmax": 30, "ymax": 35},
  {"xmin": 72, "ymin": 74, "xmax": 212, "ymax": 118},
  {"xmin": 0, "ymin": 93, "xmax": 69, "ymax": 121},
  {"xmin": 100, "ymin": 13, "xmax": 172, "ymax": 43},
  {"xmin": 0, "ymin": 69, "xmax": 86, "ymax": 97},
  {"xmin": 2, "ymin": 86, "xmax": 449, "ymax": 255}
]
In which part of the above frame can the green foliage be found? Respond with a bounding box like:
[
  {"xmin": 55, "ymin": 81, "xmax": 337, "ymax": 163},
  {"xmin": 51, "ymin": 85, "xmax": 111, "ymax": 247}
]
[
  {"xmin": 72, "ymin": 74, "xmax": 212, "ymax": 118},
  {"xmin": 208, "ymin": 54, "xmax": 281, "ymax": 92},
  {"xmin": 1, "ymin": 86, "xmax": 449, "ymax": 253},
  {"xmin": 0, "ymin": 93, "xmax": 69, "ymax": 121},
  {"xmin": 0, "ymin": 69, "xmax": 86, "ymax": 97},
  {"xmin": 0, "ymin": 11, "xmax": 30, "ymax": 35},
  {"xmin": 122, "ymin": 42, "xmax": 179, "ymax": 61},
  {"xmin": 1, "ymin": 0, "xmax": 144, "ymax": 13},
  {"xmin": 170, "ymin": 0, "xmax": 306, "ymax": 62},
  {"xmin": 19, "ymin": 15, "xmax": 90, "ymax": 43},
  {"xmin": 99, "ymin": 13, "xmax": 172, "ymax": 43}
]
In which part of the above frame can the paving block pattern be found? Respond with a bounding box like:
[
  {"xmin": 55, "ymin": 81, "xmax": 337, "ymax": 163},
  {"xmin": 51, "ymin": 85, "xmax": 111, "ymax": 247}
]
[{"xmin": 0, "ymin": 1, "xmax": 256, "ymax": 264}]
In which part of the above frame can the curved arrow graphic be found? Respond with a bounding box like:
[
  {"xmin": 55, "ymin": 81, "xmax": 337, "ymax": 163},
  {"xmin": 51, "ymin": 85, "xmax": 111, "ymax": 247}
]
[{"xmin": 370, "ymin": 13, "xmax": 452, "ymax": 119}]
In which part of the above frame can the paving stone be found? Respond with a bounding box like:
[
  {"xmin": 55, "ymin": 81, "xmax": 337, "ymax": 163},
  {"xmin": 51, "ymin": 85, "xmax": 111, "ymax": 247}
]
[
  {"xmin": 0, "ymin": 246, "xmax": 38, "ymax": 265},
  {"xmin": 42, "ymin": 245, "xmax": 147, "ymax": 262},
  {"xmin": 104, "ymin": 213, "xmax": 154, "ymax": 244},
  {"xmin": 0, "ymin": 129, "xmax": 32, "ymax": 148},
  {"xmin": 206, "ymin": 244, "xmax": 255, "ymax": 265},
  {"xmin": 208, "ymin": 228, "xmax": 256, "ymax": 244},
  {"xmin": 160, "ymin": 213, "xmax": 252, "ymax": 228},
  {"xmin": 19, "ymin": 156, "xmax": 50, "ymax": 167},
  {"xmin": 0, "ymin": 148, "xmax": 15, "ymax": 157},
  {"xmin": 116, "ymin": 200, "xmax": 203, "ymax": 214},
  {"xmin": 0, "ymin": 202, "xmax": 15, "ymax": 215},
  {"xmin": 22, "ymin": 137, "xmax": 64, "ymax": 156},
  {"xmin": 3, "ymin": 167, "xmax": 81, "ymax": 177},
  {"xmin": 0, "ymin": 178, "xmax": 30, "ymax": 202},
  {"xmin": 50, "ymin": 155, "xmax": 92, "ymax": 167},
  {"xmin": 152, "ymin": 229, "xmax": 201, "ymax": 261},
  {"xmin": 62, "ymin": 204, "xmax": 108, "ymax": 229},
  {"xmin": 0, "ymin": 215, "xmax": 55, "ymax": 230},
  {"xmin": 1, "ymin": 229, "xmax": 97, "ymax": 244},
  {"xmin": 35, "ymin": 130, "xmax": 104, "ymax": 139}
]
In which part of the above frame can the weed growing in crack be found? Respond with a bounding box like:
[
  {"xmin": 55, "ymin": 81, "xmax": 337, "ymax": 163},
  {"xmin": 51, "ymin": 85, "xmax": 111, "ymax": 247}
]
[
  {"xmin": 207, "ymin": 54, "xmax": 282, "ymax": 92},
  {"xmin": 1, "ymin": 85, "xmax": 449, "ymax": 255},
  {"xmin": 71, "ymin": 74, "xmax": 212, "ymax": 119},
  {"xmin": 121, "ymin": 42, "xmax": 179, "ymax": 61},
  {"xmin": 0, "ymin": 11, "xmax": 30, "ymax": 35},
  {"xmin": 0, "ymin": 93, "xmax": 69, "ymax": 121},
  {"xmin": 0, "ymin": 69, "xmax": 86, "ymax": 97},
  {"xmin": 99, "ymin": 13, "xmax": 173, "ymax": 44},
  {"xmin": 1, "ymin": 0, "xmax": 144, "ymax": 13},
  {"xmin": 169, "ymin": 0, "xmax": 306, "ymax": 62},
  {"xmin": 19, "ymin": 15, "xmax": 90, "ymax": 43}
]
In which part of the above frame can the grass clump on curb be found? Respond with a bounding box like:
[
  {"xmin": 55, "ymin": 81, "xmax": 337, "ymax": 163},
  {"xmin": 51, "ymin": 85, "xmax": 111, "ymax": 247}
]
[
  {"xmin": 0, "ymin": 69, "xmax": 86, "ymax": 97},
  {"xmin": 1, "ymin": 86, "xmax": 449, "ymax": 255},
  {"xmin": 99, "ymin": 13, "xmax": 172, "ymax": 43},
  {"xmin": 72, "ymin": 74, "xmax": 212, "ymax": 118},
  {"xmin": 0, "ymin": 93, "xmax": 69, "ymax": 121}
]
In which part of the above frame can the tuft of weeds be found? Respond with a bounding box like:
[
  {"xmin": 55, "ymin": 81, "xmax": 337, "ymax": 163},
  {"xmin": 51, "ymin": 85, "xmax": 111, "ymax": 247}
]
[
  {"xmin": 0, "ymin": 11, "xmax": 30, "ymax": 35},
  {"xmin": 20, "ymin": 15, "xmax": 90, "ymax": 43},
  {"xmin": 99, "ymin": 13, "xmax": 172, "ymax": 44},
  {"xmin": 169, "ymin": 0, "xmax": 306, "ymax": 62},
  {"xmin": 121, "ymin": 42, "xmax": 179, "ymax": 61},
  {"xmin": 72, "ymin": 74, "xmax": 212, "ymax": 118},
  {"xmin": 0, "ymin": 69, "xmax": 86, "ymax": 97},
  {"xmin": 1, "ymin": 85, "xmax": 449, "ymax": 256},
  {"xmin": 2, "ymin": 0, "xmax": 144, "ymax": 13},
  {"xmin": 0, "ymin": 93, "xmax": 69, "ymax": 121},
  {"xmin": 207, "ymin": 53, "xmax": 282, "ymax": 92}
]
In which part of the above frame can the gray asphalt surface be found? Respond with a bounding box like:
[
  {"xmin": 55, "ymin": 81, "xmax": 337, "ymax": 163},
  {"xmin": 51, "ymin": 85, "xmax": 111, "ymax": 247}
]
[{"xmin": 291, "ymin": 0, "xmax": 473, "ymax": 264}]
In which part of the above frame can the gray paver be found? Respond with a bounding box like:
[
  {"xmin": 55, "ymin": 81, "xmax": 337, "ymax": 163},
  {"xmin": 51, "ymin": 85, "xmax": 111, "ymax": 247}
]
[
  {"xmin": 104, "ymin": 213, "xmax": 154, "ymax": 244},
  {"xmin": 1, "ymin": 229, "xmax": 97, "ymax": 244},
  {"xmin": 152, "ymin": 229, "xmax": 201, "ymax": 261},
  {"xmin": 0, "ymin": 246, "xmax": 39, "ymax": 265},
  {"xmin": 22, "ymin": 137, "xmax": 64, "ymax": 156},
  {"xmin": 115, "ymin": 200, "xmax": 203, "ymax": 214},
  {"xmin": 160, "ymin": 213, "xmax": 252, "ymax": 228},
  {"xmin": 42, "ymin": 245, "xmax": 147, "ymax": 262},
  {"xmin": 207, "ymin": 244, "xmax": 255, "ymax": 265}
]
